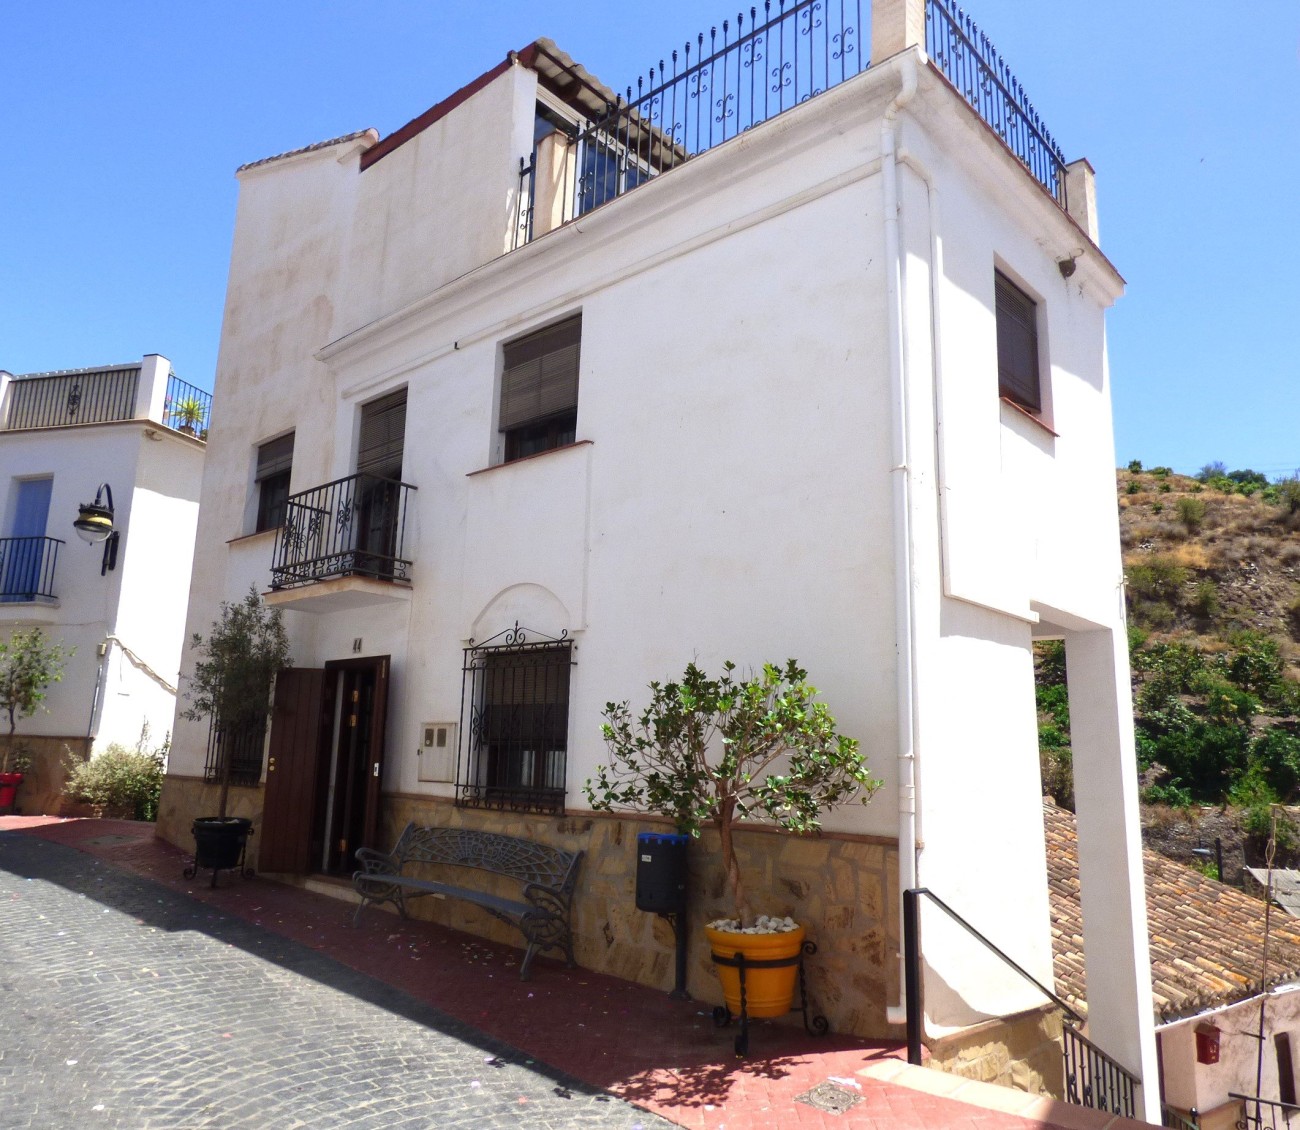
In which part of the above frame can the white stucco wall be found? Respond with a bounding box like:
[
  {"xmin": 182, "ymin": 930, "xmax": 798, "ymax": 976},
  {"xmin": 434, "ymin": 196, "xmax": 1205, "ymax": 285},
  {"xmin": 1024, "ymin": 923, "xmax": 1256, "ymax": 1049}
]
[
  {"xmin": 0, "ymin": 419, "xmax": 202, "ymax": 754},
  {"xmin": 178, "ymin": 46, "xmax": 1141, "ymax": 1059},
  {"xmin": 1160, "ymin": 988, "xmax": 1300, "ymax": 1116}
]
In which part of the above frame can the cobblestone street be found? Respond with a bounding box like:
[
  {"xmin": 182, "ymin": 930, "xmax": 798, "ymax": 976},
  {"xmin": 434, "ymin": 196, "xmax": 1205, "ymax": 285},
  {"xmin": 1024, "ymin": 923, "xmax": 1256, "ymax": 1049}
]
[{"xmin": 0, "ymin": 832, "xmax": 667, "ymax": 1129}]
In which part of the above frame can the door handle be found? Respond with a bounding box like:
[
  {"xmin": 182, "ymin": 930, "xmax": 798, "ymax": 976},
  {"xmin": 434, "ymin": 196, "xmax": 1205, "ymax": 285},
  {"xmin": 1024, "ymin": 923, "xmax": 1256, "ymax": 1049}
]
[
  {"xmin": 373, "ymin": 762, "xmax": 380, "ymax": 778},
  {"xmin": 268, "ymin": 757, "xmax": 276, "ymax": 772}
]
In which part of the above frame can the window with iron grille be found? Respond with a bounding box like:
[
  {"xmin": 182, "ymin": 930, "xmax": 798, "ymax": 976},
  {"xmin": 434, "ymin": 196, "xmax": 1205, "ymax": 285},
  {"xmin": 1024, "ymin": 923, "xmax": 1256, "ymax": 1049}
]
[
  {"xmin": 456, "ymin": 626, "xmax": 572, "ymax": 815},
  {"xmin": 499, "ymin": 316, "xmax": 580, "ymax": 462},
  {"xmin": 255, "ymin": 433, "xmax": 294, "ymax": 532},
  {"xmin": 203, "ymin": 716, "xmax": 266, "ymax": 787},
  {"xmin": 995, "ymin": 271, "xmax": 1042, "ymax": 414}
]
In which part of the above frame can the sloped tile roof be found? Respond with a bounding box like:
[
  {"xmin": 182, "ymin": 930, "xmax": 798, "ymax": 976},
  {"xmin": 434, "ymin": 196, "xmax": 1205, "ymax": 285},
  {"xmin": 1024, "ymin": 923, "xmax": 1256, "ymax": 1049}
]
[
  {"xmin": 237, "ymin": 129, "xmax": 378, "ymax": 174},
  {"xmin": 1045, "ymin": 801, "xmax": 1300, "ymax": 1022}
]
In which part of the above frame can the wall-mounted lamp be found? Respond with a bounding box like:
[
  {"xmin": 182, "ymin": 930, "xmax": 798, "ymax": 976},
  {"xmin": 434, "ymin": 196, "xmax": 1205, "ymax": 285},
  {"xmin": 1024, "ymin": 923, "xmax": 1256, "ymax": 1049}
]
[
  {"xmin": 1057, "ymin": 256, "xmax": 1078, "ymax": 279},
  {"xmin": 74, "ymin": 483, "xmax": 120, "ymax": 575}
]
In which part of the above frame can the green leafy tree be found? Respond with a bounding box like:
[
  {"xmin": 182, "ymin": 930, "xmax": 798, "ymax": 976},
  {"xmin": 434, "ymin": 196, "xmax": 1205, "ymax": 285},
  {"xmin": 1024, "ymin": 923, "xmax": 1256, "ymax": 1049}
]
[
  {"xmin": 0, "ymin": 628, "xmax": 72, "ymax": 773},
  {"xmin": 182, "ymin": 587, "xmax": 291, "ymax": 817},
  {"xmin": 587, "ymin": 659, "xmax": 879, "ymax": 927}
]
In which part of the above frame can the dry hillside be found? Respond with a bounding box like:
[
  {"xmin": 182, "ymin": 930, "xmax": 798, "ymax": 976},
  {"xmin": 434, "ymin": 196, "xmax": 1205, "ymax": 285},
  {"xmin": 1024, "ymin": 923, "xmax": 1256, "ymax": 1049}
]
[{"xmin": 1117, "ymin": 465, "xmax": 1300, "ymax": 668}]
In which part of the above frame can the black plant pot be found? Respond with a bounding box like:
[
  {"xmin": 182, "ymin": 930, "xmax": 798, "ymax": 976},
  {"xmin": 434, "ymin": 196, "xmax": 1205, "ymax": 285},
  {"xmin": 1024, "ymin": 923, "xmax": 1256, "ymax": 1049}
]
[{"xmin": 187, "ymin": 817, "xmax": 253, "ymax": 886}]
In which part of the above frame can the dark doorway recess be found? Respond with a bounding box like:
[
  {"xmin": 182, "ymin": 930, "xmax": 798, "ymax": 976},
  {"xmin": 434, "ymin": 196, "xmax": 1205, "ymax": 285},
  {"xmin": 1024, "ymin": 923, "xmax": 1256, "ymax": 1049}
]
[{"xmin": 260, "ymin": 655, "xmax": 390, "ymax": 876}]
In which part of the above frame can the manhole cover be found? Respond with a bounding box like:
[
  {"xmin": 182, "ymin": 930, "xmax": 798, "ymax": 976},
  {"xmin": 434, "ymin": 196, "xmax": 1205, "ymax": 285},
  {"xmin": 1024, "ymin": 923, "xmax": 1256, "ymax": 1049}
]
[{"xmin": 794, "ymin": 1081, "xmax": 864, "ymax": 1114}]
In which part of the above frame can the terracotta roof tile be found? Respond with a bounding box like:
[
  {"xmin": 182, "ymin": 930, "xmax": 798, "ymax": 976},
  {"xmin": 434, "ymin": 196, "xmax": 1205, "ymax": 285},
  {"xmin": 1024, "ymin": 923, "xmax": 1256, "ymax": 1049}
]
[
  {"xmin": 1045, "ymin": 801, "xmax": 1300, "ymax": 1022},
  {"xmin": 237, "ymin": 129, "xmax": 378, "ymax": 174}
]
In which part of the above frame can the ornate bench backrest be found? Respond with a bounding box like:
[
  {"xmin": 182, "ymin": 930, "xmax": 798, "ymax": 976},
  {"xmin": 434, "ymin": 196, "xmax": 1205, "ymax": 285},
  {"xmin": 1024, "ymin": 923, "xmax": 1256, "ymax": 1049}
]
[{"xmin": 391, "ymin": 824, "xmax": 580, "ymax": 893}]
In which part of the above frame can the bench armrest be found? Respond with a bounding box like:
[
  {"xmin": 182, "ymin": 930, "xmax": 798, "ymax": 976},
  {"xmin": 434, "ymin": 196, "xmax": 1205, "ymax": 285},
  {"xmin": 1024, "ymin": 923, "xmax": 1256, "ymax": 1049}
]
[{"xmin": 354, "ymin": 846, "xmax": 399, "ymax": 875}]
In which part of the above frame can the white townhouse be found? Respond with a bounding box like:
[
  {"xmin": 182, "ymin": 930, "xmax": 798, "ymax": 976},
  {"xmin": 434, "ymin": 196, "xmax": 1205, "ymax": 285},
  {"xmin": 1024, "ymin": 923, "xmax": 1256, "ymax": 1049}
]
[
  {"xmin": 158, "ymin": 0, "xmax": 1157, "ymax": 1114},
  {"xmin": 0, "ymin": 356, "xmax": 206, "ymax": 811}
]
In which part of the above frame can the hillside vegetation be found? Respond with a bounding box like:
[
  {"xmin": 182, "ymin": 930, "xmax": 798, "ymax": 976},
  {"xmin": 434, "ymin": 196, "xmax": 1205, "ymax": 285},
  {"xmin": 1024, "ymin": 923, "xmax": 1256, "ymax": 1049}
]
[{"xmin": 1038, "ymin": 462, "xmax": 1300, "ymax": 858}]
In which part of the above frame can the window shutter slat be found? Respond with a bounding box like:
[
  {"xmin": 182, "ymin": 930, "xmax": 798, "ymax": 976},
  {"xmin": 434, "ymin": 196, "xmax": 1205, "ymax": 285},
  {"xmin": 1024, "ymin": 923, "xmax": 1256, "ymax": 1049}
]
[
  {"xmin": 357, "ymin": 389, "xmax": 407, "ymax": 477},
  {"xmin": 256, "ymin": 433, "xmax": 295, "ymax": 480},
  {"xmin": 499, "ymin": 316, "xmax": 581, "ymax": 431},
  {"xmin": 994, "ymin": 272, "xmax": 1041, "ymax": 413}
]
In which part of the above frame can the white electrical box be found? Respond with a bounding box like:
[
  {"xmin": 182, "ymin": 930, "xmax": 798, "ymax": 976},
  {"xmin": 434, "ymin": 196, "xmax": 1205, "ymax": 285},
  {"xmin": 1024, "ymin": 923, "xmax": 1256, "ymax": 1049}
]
[{"xmin": 417, "ymin": 722, "xmax": 457, "ymax": 783}]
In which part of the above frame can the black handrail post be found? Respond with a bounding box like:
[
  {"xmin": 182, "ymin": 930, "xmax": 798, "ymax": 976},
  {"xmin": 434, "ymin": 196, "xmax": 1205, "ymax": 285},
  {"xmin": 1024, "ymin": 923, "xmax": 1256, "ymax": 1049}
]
[{"xmin": 903, "ymin": 886, "xmax": 923, "ymax": 1065}]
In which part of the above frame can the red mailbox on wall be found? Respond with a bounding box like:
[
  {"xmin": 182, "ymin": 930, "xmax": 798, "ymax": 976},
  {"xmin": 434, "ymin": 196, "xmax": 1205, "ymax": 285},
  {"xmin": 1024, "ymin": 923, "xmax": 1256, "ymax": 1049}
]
[{"xmin": 1195, "ymin": 1023, "xmax": 1221, "ymax": 1065}]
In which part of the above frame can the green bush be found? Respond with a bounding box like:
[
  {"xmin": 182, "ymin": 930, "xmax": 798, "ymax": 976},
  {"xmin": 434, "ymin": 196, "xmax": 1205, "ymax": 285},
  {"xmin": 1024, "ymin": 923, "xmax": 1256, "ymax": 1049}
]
[
  {"xmin": 1127, "ymin": 558, "xmax": 1189, "ymax": 603},
  {"xmin": 1127, "ymin": 460, "xmax": 1144, "ymax": 474},
  {"xmin": 1176, "ymin": 496, "xmax": 1206, "ymax": 533},
  {"xmin": 1140, "ymin": 777, "xmax": 1194, "ymax": 808},
  {"xmin": 1125, "ymin": 479, "xmax": 1141, "ymax": 495},
  {"xmin": 65, "ymin": 744, "xmax": 165, "ymax": 821},
  {"xmin": 1189, "ymin": 580, "xmax": 1219, "ymax": 620}
]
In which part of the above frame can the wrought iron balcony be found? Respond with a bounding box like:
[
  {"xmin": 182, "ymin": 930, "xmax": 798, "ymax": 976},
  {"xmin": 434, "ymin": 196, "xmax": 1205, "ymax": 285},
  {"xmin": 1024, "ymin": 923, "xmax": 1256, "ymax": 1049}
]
[
  {"xmin": 162, "ymin": 373, "xmax": 213, "ymax": 437},
  {"xmin": 0, "ymin": 536, "xmax": 63, "ymax": 602},
  {"xmin": 3, "ymin": 368, "xmax": 138, "ymax": 430},
  {"xmin": 270, "ymin": 473, "xmax": 415, "ymax": 591}
]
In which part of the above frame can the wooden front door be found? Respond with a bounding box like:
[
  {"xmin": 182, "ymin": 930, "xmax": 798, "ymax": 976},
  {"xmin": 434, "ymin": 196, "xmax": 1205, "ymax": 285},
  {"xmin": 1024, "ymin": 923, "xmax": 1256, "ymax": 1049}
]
[
  {"xmin": 318, "ymin": 655, "xmax": 390, "ymax": 874},
  {"xmin": 259, "ymin": 667, "xmax": 329, "ymax": 874}
]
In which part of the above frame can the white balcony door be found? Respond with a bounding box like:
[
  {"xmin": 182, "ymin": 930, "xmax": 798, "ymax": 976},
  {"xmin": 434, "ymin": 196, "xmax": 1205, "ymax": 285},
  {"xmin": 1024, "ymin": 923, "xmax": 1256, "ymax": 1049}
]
[{"xmin": 5, "ymin": 477, "xmax": 52, "ymax": 599}]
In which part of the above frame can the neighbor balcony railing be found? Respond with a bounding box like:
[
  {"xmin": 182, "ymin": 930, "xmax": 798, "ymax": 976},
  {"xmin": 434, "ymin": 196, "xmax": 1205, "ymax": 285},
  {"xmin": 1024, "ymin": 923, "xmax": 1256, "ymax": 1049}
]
[
  {"xmin": 1230, "ymin": 1093, "xmax": 1300, "ymax": 1130},
  {"xmin": 270, "ymin": 473, "xmax": 416, "ymax": 590},
  {"xmin": 515, "ymin": 0, "xmax": 869, "ymax": 247},
  {"xmin": 925, "ymin": 0, "xmax": 1067, "ymax": 206},
  {"xmin": 3, "ymin": 368, "xmax": 138, "ymax": 430},
  {"xmin": 162, "ymin": 373, "xmax": 213, "ymax": 437},
  {"xmin": 0, "ymin": 536, "xmax": 63, "ymax": 602}
]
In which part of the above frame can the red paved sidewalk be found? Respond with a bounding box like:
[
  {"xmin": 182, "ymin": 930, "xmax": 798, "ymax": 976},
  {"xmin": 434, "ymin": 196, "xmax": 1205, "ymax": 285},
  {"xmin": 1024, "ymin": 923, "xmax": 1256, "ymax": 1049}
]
[{"xmin": 1, "ymin": 816, "xmax": 1154, "ymax": 1129}]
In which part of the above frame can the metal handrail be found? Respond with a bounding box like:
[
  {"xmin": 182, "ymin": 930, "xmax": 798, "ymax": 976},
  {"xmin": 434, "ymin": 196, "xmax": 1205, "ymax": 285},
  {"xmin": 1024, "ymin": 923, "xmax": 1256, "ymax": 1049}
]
[
  {"xmin": 903, "ymin": 887, "xmax": 1139, "ymax": 1113},
  {"xmin": 1230, "ymin": 1092, "xmax": 1300, "ymax": 1130}
]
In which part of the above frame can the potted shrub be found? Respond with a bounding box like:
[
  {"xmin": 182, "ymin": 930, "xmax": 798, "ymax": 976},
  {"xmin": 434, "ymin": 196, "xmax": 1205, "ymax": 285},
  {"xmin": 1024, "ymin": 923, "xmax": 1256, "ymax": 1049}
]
[
  {"xmin": 587, "ymin": 658, "xmax": 879, "ymax": 1019},
  {"xmin": 174, "ymin": 397, "xmax": 206, "ymax": 435},
  {"xmin": 0, "ymin": 628, "xmax": 72, "ymax": 813},
  {"xmin": 181, "ymin": 587, "xmax": 290, "ymax": 876}
]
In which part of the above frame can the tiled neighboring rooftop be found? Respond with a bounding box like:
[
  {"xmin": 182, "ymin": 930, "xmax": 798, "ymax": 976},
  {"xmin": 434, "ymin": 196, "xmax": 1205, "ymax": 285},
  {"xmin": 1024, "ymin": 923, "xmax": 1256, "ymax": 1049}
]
[{"xmin": 1045, "ymin": 801, "xmax": 1300, "ymax": 1022}]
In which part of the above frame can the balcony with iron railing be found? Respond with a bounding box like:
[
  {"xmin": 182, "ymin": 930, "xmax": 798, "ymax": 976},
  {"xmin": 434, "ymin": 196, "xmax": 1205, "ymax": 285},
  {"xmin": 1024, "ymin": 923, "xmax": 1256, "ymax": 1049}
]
[
  {"xmin": 514, "ymin": 0, "xmax": 1068, "ymax": 249},
  {"xmin": 1, "ymin": 358, "xmax": 213, "ymax": 439},
  {"xmin": 0, "ymin": 536, "xmax": 63, "ymax": 605},
  {"xmin": 265, "ymin": 473, "xmax": 416, "ymax": 613}
]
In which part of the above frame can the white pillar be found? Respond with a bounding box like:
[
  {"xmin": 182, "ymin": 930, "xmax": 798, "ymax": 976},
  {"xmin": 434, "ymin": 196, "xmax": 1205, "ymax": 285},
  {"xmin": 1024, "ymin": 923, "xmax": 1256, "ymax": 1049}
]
[
  {"xmin": 0, "ymin": 371, "xmax": 12, "ymax": 428},
  {"xmin": 1067, "ymin": 625, "xmax": 1160, "ymax": 1123},
  {"xmin": 135, "ymin": 354, "xmax": 171, "ymax": 423},
  {"xmin": 1064, "ymin": 159, "xmax": 1100, "ymax": 245},
  {"xmin": 871, "ymin": 0, "xmax": 927, "ymax": 66}
]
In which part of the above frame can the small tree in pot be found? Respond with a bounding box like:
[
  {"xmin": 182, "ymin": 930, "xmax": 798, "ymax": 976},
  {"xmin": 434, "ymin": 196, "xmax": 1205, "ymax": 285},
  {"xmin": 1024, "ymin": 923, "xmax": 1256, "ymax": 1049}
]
[
  {"xmin": 587, "ymin": 659, "xmax": 879, "ymax": 926},
  {"xmin": 0, "ymin": 628, "xmax": 72, "ymax": 808},
  {"xmin": 181, "ymin": 587, "xmax": 290, "ymax": 877}
]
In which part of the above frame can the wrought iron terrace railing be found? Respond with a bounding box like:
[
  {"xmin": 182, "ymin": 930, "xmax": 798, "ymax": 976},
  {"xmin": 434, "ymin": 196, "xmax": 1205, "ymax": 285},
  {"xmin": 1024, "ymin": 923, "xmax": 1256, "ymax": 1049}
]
[
  {"xmin": 163, "ymin": 373, "xmax": 213, "ymax": 437},
  {"xmin": 925, "ymin": 0, "xmax": 1067, "ymax": 206},
  {"xmin": 516, "ymin": 0, "xmax": 869, "ymax": 246},
  {"xmin": 0, "ymin": 536, "xmax": 63, "ymax": 602},
  {"xmin": 3, "ymin": 368, "xmax": 138, "ymax": 430},
  {"xmin": 270, "ymin": 473, "xmax": 416, "ymax": 591}
]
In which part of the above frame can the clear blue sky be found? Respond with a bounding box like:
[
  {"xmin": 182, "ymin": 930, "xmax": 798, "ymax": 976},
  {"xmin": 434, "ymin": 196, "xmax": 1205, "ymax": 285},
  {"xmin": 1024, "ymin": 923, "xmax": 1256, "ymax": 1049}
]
[{"xmin": 4, "ymin": 2, "xmax": 1298, "ymax": 477}]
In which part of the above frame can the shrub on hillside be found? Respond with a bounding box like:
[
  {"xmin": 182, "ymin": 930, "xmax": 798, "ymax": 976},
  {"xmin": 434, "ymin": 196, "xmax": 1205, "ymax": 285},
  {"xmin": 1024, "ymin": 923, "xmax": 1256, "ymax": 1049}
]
[{"xmin": 1176, "ymin": 496, "xmax": 1206, "ymax": 534}]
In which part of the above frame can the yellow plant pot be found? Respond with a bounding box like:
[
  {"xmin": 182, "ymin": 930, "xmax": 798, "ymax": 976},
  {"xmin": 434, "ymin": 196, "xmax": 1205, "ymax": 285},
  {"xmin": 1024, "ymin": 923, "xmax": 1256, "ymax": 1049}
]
[{"xmin": 705, "ymin": 922, "xmax": 806, "ymax": 1018}]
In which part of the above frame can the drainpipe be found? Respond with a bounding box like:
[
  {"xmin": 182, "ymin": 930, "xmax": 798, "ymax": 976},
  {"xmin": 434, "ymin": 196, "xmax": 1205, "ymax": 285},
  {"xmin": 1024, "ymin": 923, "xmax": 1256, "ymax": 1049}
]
[{"xmin": 881, "ymin": 52, "xmax": 920, "ymax": 1030}]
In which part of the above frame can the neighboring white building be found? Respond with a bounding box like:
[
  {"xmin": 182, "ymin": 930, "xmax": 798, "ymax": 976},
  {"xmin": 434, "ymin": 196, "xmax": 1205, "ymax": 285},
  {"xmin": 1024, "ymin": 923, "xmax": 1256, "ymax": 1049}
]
[
  {"xmin": 0, "ymin": 356, "xmax": 206, "ymax": 810},
  {"xmin": 158, "ymin": 0, "xmax": 1157, "ymax": 1115}
]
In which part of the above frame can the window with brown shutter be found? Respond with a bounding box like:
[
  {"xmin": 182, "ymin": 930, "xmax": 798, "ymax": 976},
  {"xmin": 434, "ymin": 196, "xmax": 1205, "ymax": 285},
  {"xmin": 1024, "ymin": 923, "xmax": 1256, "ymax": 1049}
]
[
  {"xmin": 357, "ymin": 389, "xmax": 408, "ymax": 479},
  {"xmin": 995, "ymin": 271, "xmax": 1042, "ymax": 414},
  {"xmin": 499, "ymin": 315, "xmax": 580, "ymax": 462},
  {"xmin": 255, "ymin": 432, "xmax": 294, "ymax": 532}
]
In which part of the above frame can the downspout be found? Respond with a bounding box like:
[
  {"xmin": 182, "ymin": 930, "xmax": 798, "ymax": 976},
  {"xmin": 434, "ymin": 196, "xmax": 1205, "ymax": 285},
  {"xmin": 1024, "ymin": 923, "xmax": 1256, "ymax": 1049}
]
[{"xmin": 882, "ymin": 52, "xmax": 921, "ymax": 1029}]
